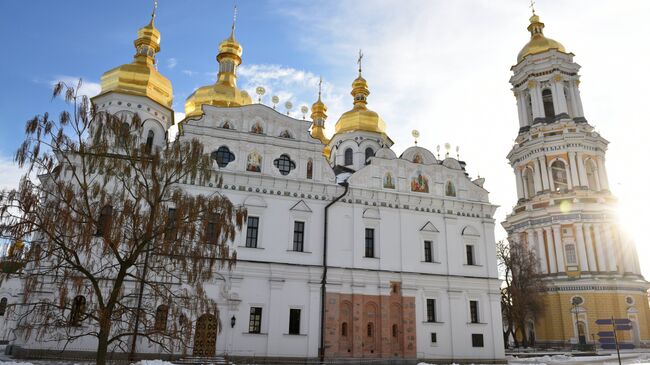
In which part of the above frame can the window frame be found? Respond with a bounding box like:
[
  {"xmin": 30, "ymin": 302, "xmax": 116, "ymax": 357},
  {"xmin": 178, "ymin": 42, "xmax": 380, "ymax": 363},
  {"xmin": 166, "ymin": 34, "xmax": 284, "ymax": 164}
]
[
  {"xmin": 426, "ymin": 298, "xmax": 437, "ymax": 323},
  {"xmin": 344, "ymin": 148, "xmax": 353, "ymax": 166},
  {"xmin": 466, "ymin": 244, "xmax": 475, "ymax": 266},
  {"xmin": 248, "ymin": 307, "xmax": 262, "ymax": 334},
  {"xmin": 292, "ymin": 221, "xmax": 305, "ymax": 252},
  {"xmin": 469, "ymin": 300, "xmax": 480, "ymax": 324},
  {"xmin": 273, "ymin": 154, "xmax": 296, "ymax": 176},
  {"xmin": 472, "ymin": 333, "xmax": 484, "ymax": 347},
  {"xmin": 364, "ymin": 228, "xmax": 375, "ymax": 258},
  {"xmin": 245, "ymin": 216, "xmax": 260, "ymax": 248},
  {"xmin": 288, "ymin": 308, "xmax": 301, "ymax": 335},
  {"xmin": 424, "ymin": 240, "xmax": 433, "ymax": 263}
]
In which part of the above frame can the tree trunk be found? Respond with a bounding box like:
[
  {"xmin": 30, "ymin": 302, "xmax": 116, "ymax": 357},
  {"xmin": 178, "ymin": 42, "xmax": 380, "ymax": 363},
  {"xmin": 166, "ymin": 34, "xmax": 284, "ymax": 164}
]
[{"xmin": 96, "ymin": 312, "xmax": 111, "ymax": 365}]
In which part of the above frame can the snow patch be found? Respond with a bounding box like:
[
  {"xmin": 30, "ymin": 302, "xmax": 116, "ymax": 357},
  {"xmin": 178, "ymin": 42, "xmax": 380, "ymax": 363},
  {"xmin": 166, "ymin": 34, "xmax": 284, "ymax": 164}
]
[{"xmin": 131, "ymin": 361, "xmax": 175, "ymax": 365}]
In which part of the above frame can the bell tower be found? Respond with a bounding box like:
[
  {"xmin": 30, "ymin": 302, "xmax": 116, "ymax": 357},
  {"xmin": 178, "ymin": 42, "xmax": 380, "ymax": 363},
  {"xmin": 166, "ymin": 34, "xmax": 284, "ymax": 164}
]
[{"xmin": 502, "ymin": 11, "xmax": 649, "ymax": 348}]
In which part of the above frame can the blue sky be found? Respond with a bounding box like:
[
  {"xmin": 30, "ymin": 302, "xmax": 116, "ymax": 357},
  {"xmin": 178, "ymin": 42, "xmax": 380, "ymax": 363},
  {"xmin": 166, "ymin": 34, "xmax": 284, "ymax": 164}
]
[{"xmin": 2, "ymin": 1, "xmax": 650, "ymax": 276}]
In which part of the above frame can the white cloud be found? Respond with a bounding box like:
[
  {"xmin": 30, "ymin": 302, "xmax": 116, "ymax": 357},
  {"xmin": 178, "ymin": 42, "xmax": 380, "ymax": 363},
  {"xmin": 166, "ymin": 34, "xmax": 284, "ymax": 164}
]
[
  {"xmin": 51, "ymin": 76, "xmax": 101, "ymax": 99},
  {"xmin": 182, "ymin": 69, "xmax": 197, "ymax": 77},
  {"xmin": 167, "ymin": 58, "xmax": 178, "ymax": 69},
  {"xmin": 276, "ymin": 1, "xmax": 650, "ymax": 276},
  {"xmin": 0, "ymin": 155, "xmax": 26, "ymax": 191}
]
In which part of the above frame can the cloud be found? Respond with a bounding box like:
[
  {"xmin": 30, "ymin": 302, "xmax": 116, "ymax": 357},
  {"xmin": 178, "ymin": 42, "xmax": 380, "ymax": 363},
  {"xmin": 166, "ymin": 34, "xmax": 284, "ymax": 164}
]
[
  {"xmin": 0, "ymin": 155, "xmax": 26, "ymax": 191},
  {"xmin": 167, "ymin": 58, "xmax": 178, "ymax": 69},
  {"xmin": 50, "ymin": 76, "xmax": 101, "ymax": 99},
  {"xmin": 182, "ymin": 69, "xmax": 197, "ymax": 77}
]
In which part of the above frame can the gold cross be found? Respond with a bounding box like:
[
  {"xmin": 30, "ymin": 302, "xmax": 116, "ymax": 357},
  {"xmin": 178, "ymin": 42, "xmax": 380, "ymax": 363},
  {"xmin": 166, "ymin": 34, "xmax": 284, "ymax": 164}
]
[
  {"xmin": 318, "ymin": 77, "xmax": 322, "ymax": 98},
  {"xmin": 357, "ymin": 49, "xmax": 364, "ymax": 75},
  {"xmin": 529, "ymin": 0, "xmax": 536, "ymax": 15}
]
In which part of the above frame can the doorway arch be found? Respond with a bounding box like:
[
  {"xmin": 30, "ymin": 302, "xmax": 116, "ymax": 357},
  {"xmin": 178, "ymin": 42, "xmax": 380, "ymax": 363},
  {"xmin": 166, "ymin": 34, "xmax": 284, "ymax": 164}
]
[{"xmin": 193, "ymin": 313, "xmax": 218, "ymax": 357}]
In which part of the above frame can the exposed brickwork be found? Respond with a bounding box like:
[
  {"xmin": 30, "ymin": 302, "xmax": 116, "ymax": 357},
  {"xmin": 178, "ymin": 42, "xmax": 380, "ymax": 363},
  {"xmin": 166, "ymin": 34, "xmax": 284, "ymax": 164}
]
[{"xmin": 323, "ymin": 281, "xmax": 416, "ymax": 358}]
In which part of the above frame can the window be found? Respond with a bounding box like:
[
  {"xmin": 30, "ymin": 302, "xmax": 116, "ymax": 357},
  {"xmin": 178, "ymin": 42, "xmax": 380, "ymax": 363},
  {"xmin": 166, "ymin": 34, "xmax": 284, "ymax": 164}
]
[
  {"xmin": 470, "ymin": 300, "xmax": 479, "ymax": 323},
  {"xmin": 70, "ymin": 295, "xmax": 86, "ymax": 326},
  {"xmin": 367, "ymin": 322, "xmax": 374, "ymax": 337},
  {"xmin": 119, "ymin": 122, "xmax": 130, "ymax": 145},
  {"xmin": 154, "ymin": 305, "xmax": 168, "ymax": 331},
  {"xmin": 424, "ymin": 240, "xmax": 433, "ymax": 262},
  {"xmin": 341, "ymin": 322, "xmax": 348, "ymax": 337},
  {"xmin": 344, "ymin": 148, "xmax": 353, "ymax": 166},
  {"xmin": 542, "ymin": 89, "xmax": 555, "ymax": 119},
  {"xmin": 289, "ymin": 308, "xmax": 301, "ymax": 335},
  {"xmin": 445, "ymin": 181, "xmax": 456, "ymax": 197},
  {"xmin": 273, "ymin": 154, "xmax": 296, "ymax": 176},
  {"xmin": 205, "ymin": 214, "xmax": 217, "ymax": 243},
  {"xmin": 249, "ymin": 307, "xmax": 262, "ymax": 334},
  {"xmin": 211, "ymin": 146, "xmax": 235, "ymax": 168},
  {"xmin": 565, "ymin": 244, "xmax": 577, "ymax": 265},
  {"xmin": 466, "ymin": 244, "xmax": 475, "ymax": 265},
  {"xmin": 426, "ymin": 299, "xmax": 436, "ymax": 322},
  {"xmin": 585, "ymin": 159, "xmax": 599, "ymax": 190},
  {"xmin": 0, "ymin": 297, "xmax": 7, "ymax": 316},
  {"xmin": 523, "ymin": 168, "xmax": 535, "ymax": 198},
  {"xmin": 365, "ymin": 228, "xmax": 375, "ymax": 258},
  {"xmin": 145, "ymin": 130, "xmax": 154, "ymax": 153},
  {"xmin": 96, "ymin": 205, "xmax": 113, "ymax": 236},
  {"xmin": 306, "ymin": 158, "xmax": 313, "ymax": 179},
  {"xmin": 472, "ymin": 333, "xmax": 484, "ymax": 347},
  {"xmin": 431, "ymin": 332, "xmax": 437, "ymax": 344},
  {"xmin": 245, "ymin": 217, "xmax": 259, "ymax": 248},
  {"xmin": 526, "ymin": 92, "xmax": 534, "ymax": 124},
  {"xmin": 365, "ymin": 147, "xmax": 374, "ymax": 165},
  {"xmin": 551, "ymin": 160, "xmax": 568, "ymax": 191},
  {"xmin": 392, "ymin": 324, "xmax": 398, "ymax": 337},
  {"xmin": 293, "ymin": 221, "xmax": 305, "ymax": 252}
]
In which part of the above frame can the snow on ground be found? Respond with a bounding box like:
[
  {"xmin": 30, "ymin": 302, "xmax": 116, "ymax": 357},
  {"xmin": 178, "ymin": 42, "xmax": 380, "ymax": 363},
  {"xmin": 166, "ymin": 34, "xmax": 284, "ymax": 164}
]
[{"xmin": 131, "ymin": 361, "xmax": 175, "ymax": 365}]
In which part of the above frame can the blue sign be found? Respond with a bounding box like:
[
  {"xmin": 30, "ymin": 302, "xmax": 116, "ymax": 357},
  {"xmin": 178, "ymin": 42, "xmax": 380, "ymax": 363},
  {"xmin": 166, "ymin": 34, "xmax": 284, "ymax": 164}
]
[
  {"xmin": 595, "ymin": 318, "xmax": 631, "ymax": 325},
  {"xmin": 615, "ymin": 324, "xmax": 633, "ymax": 331},
  {"xmin": 601, "ymin": 343, "xmax": 635, "ymax": 350},
  {"xmin": 598, "ymin": 337, "xmax": 616, "ymax": 344},
  {"xmin": 597, "ymin": 331, "xmax": 615, "ymax": 337}
]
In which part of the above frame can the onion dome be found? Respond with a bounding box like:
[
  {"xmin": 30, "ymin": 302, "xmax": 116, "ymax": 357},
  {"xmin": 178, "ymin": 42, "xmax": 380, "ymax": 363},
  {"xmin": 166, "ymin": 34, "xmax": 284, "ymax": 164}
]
[
  {"xmin": 517, "ymin": 13, "xmax": 567, "ymax": 63},
  {"xmin": 184, "ymin": 20, "xmax": 252, "ymax": 117},
  {"xmin": 98, "ymin": 13, "xmax": 173, "ymax": 108},
  {"xmin": 310, "ymin": 80, "xmax": 329, "ymax": 145},
  {"xmin": 334, "ymin": 72, "xmax": 387, "ymax": 136}
]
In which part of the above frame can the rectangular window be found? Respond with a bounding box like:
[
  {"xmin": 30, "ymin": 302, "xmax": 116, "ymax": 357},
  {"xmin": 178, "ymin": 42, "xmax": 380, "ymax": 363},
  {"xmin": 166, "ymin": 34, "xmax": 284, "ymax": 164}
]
[
  {"xmin": 424, "ymin": 240, "xmax": 433, "ymax": 262},
  {"xmin": 466, "ymin": 244, "xmax": 475, "ymax": 265},
  {"xmin": 472, "ymin": 333, "xmax": 484, "ymax": 347},
  {"xmin": 426, "ymin": 299, "xmax": 436, "ymax": 322},
  {"xmin": 470, "ymin": 300, "xmax": 479, "ymax": 323},
  {"xmin": 289, "ymin": 308, "xmax": 301, "ymax": 335},
  {"xmin": 365, "ymin": 228, "xmax": 375, "ymax": 258},
  {"xmin": 246, "ymin": 216, "xmax": 259, "ymax": 248},
  {"xmin": 431, "ymin": 332, "xmax": 437, "ymax": 344},
  {"xmin": 248, "ymin": 307, "xmax": 262, "ymax": 334},
  {"xmin": 293, "ymin": 221, "xmax": 305, "ymax": 252}
]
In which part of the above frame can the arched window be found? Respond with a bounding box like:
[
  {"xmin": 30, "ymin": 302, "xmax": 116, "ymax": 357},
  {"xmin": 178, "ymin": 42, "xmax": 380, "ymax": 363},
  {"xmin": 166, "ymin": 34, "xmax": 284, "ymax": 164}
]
[
  {"xmin": 0, "ymin": 297, "xmax": 7, "ymax": 316},
  {"xmin": 306, "ymin": 158, "xmax": 313, "ymax": 179},
  {"xmin": 96, "ymin": 205, "xmax": 113, "ymax": 236},
  {"xmin": 70, "ymin": 295, "xmax": 86, "ymax": 326},
  {"xmin": 551, "ymin": 160, "xmax": 568, "ymax": 191},
  {"xmin": 211, "ymin": 146, "xmax": 235, "ymax": 168},
  {"xmin": 524, "ymin": 168, "xmax": 535, "ymax": 198},
  {"xmin": 585, "ymin": 159, "xmax": 599, "ymax": 191},
  {"xmin": 445, "ymin": 181, "xmax": 456, "ymax": 197},
  {"xmin": 145, "ymin": 130, "xmax": 155, "ymax": 153},
  {"xmin": 392, "ymin": 324, "xmax": 398, "ymax": 338},
  {"xmin": 542, "ymin": 89, "xmax": 555, "ymax": 119},
  {"xmin": 365, "ymin": 148, "xmax": 375, "ymax": 165},
  {"xmin": 154, "ymin": 304, "xmax": 169, "ymax": 331},
  {"xmin": 564, "ymin": 85, "xmax": 575, "ymax": 117},
  {"xmin": 367, "ymin": 322, "xmax": 374, "ymax": 337},
  {"xmin": 565, "ymin": 243, "xmax": 577, "ymax": 265},
  {"xmin": 344, "ymin": 148, "xmax": 353, "ymax": 166},
  {"xmin": 273, "ymin": 154, "xmax": 296, "ymax": 176},
  {"xmin": 341, "ymin": 322, "xmax": 348, "ymax": 337},
  {"xmin": 526, "ymin": 92, "xmax": 534, "ymax": 125}
]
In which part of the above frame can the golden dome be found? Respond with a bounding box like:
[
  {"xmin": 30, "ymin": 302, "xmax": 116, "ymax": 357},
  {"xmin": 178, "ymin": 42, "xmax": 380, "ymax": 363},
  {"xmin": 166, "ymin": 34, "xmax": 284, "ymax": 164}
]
[
  {"xmin": 517, "ymin": 14, "xmax": 567, "ymax": 63},
  {"xmin": 98, "ymin": 17, "xmax": 173, "ymax": 108},
  {"xmin": 310, "ymin": 82, "xmax": 329, "ymax": 144},
  {"xmin": 334, "ymin": 74, "xmax": 387, "ymax": 135},
  {"xmin": 184, "ymin": 24, "xmax": 251, "ymax": 117}
]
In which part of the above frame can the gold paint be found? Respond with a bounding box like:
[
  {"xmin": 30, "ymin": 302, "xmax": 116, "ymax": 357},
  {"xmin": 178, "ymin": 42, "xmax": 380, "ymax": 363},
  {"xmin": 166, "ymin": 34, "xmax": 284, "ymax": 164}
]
[
  {"xmin": 517, "ymin": 14, "xmax": 567, "ymax": 63},
  {"xmin": 310, "ymin": 79, "xmax": 330, "ymax": 144},
  {"xmin": 333, "ymin": 73, "xmax": 389, "ymax": 139},
  {"xmin": 98, "ymin": 16, "xmax": 173, "ymax": 108},
  {"xmin": 554, "ymin": 74, "xmax": 563, "ymax": 82},
  {"xmin": 184, "ymin": 18, "xmax": 252, "ymax": 117},
  {"xmin": 527, "ymin": 80, "xmax": 537, "ymax": 89}
]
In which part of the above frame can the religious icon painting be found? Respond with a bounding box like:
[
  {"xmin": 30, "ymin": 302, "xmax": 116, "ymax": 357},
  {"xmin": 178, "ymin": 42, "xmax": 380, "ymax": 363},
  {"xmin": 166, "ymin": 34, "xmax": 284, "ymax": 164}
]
[
  {"xmin": 413, "ymin": 153, "xmax": 423, "ymax": 164},
  {"xmin": 383, "ymin": 172, "xmax": 395, "ymax": 189},
  {"xmin": 247, "ymin": 152, "xmax": 262, "ymax": 172},
  {"xmin": 250, "ymin": 123, "xmax": 263, "ymax": 134},
  {"xmin": 410, "ymin": 171, "xmax": 429, "ymax": 193}
]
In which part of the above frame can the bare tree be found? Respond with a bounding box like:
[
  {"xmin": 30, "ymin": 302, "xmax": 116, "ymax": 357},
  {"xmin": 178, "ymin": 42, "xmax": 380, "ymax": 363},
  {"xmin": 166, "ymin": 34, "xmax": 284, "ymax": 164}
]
[
  {"xmin": 497, "ymin": 239, "xmax": 545, "ymax": 348},
  {"xmin": 0, "ymin": 80, "xmax": 246, "ymax": 365}
]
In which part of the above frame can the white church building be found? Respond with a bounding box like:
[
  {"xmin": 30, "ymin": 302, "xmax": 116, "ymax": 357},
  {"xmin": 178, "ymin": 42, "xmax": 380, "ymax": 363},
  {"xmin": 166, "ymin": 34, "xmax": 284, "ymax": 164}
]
[{"xmin": 0, "ymin": 8, "xmax": 505, "ymax": 364}]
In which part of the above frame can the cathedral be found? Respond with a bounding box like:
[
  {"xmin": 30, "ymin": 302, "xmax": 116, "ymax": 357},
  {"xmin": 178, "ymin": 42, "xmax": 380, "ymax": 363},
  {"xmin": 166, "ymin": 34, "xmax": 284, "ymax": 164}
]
[
  {"xmin": 0, "ymin": 6, "xmax": 506, "ymax": 364},
  {"xmin": 502, "ymin": 11, "xmax": 650, "ymax": 348}
]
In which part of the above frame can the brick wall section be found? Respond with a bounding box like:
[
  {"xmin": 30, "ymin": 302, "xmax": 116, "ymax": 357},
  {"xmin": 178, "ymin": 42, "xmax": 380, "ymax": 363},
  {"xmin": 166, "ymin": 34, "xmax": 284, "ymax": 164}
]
[{"xmin": 324, "ymin": 282, "xmax": 416, "ymax": 358}]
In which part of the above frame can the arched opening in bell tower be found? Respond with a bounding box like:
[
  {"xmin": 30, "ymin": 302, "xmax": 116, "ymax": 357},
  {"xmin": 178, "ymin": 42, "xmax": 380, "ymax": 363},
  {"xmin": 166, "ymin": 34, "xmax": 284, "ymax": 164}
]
[
  {"xmin": 523, "ymin": 167, "xmax": 535, "ymax": 198},
  {"xmin": 542, "ymin": 89, "xmax": 555, "ymax": 120},
  {"xmin": 585, "ymin": 159, "xmax": 599, "ymax": 191},
  {"xmin": 550, "ymin": 160, "xmax": 568, "ymax": 191}
]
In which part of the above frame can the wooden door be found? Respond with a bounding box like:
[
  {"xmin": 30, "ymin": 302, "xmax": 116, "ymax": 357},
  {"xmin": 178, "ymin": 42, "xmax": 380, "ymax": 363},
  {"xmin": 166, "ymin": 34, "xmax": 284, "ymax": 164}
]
[{"xmin": 193, "ymin": 313, "xmax": 218, "ymax": 357}]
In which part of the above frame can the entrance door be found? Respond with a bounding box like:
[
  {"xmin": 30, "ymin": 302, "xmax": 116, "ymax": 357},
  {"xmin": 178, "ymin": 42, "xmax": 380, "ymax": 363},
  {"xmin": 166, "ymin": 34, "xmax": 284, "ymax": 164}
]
[
  {"xmin": 193, "ymin": 314, "xmax": 218, "ymax": 357},
  {"xmin": 577, "ymin": 321, "xmax": 587, "ymax": 345}
]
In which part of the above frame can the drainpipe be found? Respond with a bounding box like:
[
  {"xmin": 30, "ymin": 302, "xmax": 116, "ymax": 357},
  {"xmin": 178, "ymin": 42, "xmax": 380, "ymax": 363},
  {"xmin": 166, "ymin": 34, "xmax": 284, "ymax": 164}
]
[{"xmin": 319, "ymin": 181, "xmax": 348, "ymax": 362}]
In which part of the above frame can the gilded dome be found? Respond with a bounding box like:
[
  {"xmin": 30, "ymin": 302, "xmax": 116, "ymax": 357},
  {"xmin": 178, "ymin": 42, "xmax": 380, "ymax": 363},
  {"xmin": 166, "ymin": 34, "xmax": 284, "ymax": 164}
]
[
  {"xmin": 98, "ymin": 18, "xmax": 173, "ymax": 108},
  {"xmin": 184, "ymin": 25, "xmax": 251, "ymax": 117},
  {"xmin": 334, "ymin": 75, "xmax": 387, "ymax": 135},
  {"xmin": 517, "ymin": 14, "xmax": 567, "ymax": 63}
]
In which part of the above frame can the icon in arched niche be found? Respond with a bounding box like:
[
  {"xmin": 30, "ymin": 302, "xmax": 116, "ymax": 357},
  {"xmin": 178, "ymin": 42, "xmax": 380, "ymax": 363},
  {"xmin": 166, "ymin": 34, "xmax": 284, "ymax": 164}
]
[
  {"xmin": 411, "ymin": 171, "xmax": 429, "ymax": 193},
  {"xmin": 383, "ymin": 172, "xmax": 395, "ymax": 189},
  {"xmin": 247, "ymin": 152, "xmax": 262, "ymax": 172},
  {"xmin": 306, "ymin": 158, "xmax": 313, "ymax": 179},
  {"xmin": 250, "ymin": 122, "xmax": 263, "ymax": 134},
  {"xmin": 413, "ymin": 153, "xmax": 423, "ymax": 164}
]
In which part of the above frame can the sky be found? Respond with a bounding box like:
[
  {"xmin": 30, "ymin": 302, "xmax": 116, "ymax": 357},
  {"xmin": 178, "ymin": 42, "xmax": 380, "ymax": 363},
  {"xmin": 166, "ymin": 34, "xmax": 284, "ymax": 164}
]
[{"xmin": 1, "ymin": 0, "xmax": 649, "ymax": 277}]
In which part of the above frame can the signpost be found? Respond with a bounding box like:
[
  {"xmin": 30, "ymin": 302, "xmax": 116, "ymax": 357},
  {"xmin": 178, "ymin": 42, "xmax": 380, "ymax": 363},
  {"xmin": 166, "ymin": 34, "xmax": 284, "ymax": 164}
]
[{"xmin": 595, "ymin": 318, "xmax": 633, "ymax": 365}]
